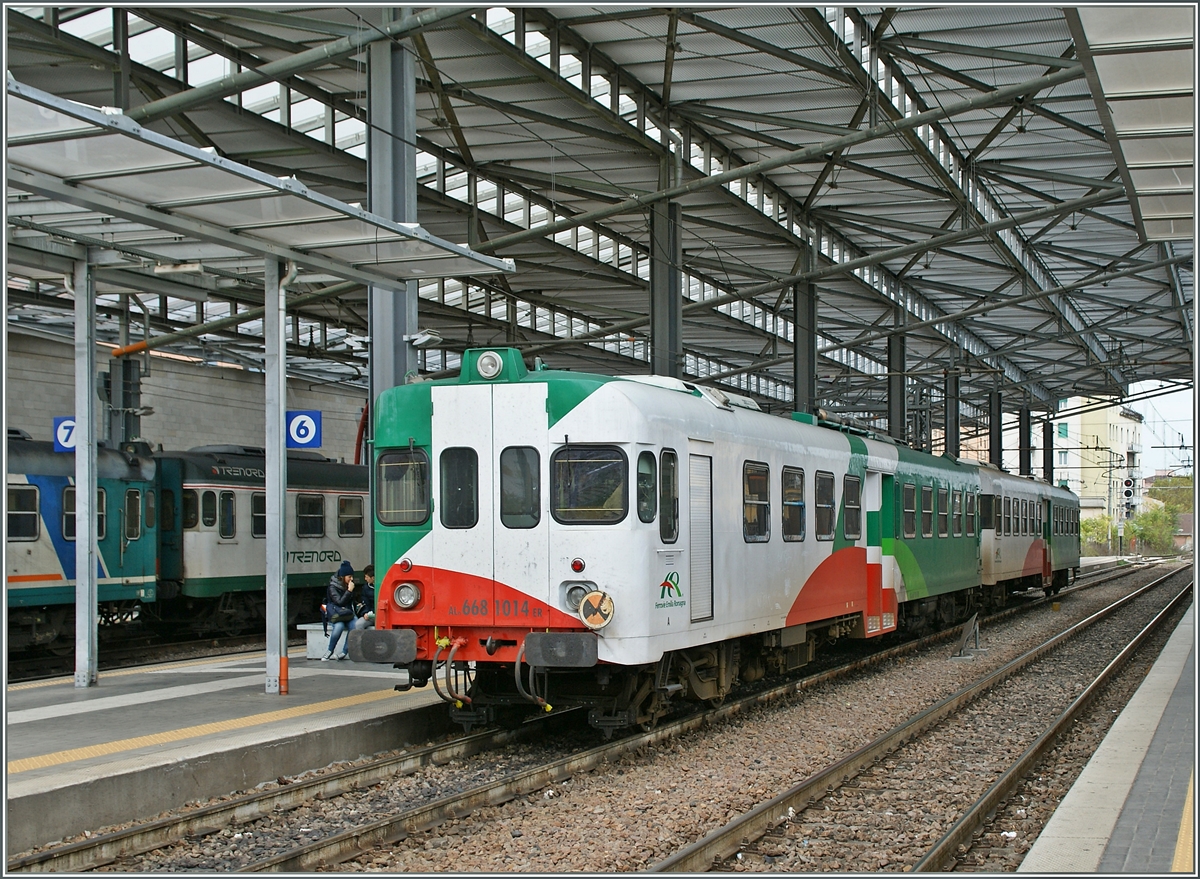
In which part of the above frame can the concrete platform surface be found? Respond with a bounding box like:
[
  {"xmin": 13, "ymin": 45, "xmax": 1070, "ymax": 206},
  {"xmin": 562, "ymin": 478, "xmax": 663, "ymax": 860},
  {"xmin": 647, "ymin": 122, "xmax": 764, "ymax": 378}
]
[
  {"xmin": 5, "ymin": 648, "xmax": 448, "ymax": 854},
  {"xmin": 1019, "ymin": 604, "xmax": 1195, "ymax": 873}
]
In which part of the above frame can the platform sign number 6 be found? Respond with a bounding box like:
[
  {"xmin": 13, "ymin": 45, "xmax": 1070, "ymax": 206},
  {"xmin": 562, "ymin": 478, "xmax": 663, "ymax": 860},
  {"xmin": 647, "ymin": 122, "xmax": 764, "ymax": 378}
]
[
  {"xmin": 53, "ymin": 416, "xmax": 77, "ymax": 452},
  {"xmin": 286, "ymin": 410, "xmax": 322, "ymax": 449}
]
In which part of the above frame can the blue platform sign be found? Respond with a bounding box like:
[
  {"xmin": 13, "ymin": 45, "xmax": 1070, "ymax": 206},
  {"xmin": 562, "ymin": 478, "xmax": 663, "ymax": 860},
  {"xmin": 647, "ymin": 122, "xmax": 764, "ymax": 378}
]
[
  {"xmin": 53, "ymin": 416, "xmax": 77, "ymax": 452},
  {"xmin": 286, "ymin": 410, "xmax": 322, "ymax": 449}
]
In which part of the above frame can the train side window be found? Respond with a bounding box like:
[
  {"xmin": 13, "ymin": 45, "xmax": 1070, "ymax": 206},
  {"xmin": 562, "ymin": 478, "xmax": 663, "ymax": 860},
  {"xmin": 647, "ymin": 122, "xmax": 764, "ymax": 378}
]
[
  {"xmin": 937, "ymin": 487, "xmax": 949, "ymax": 537},
  {"xmin": 782, "ymin": 467, "xmax": 806, "ymax": 542},
  {"xmin": 201, "ymin": 490, "xmax": 217, "ymax": 527},
  {"xmin": 815, "ymin": 471, "xmax": 836, "ymax": 540},
  {"xmin": 500, "ymin": 446, "xmax": 541, "ymax": 529},
  {"xmin": 966, "ymin": 491, "xmax": 976, "ymax": 536},
  {"xmin": 637, "ymin": 452, "xmax": 657, "ymax": 524},
  {"xmin": 902, "ymin": 483, "xmax": 916, "ymax": 538},
  {"xmin": 98, "ymin": 488, "xmax": 107, "ymax": 539},
  {"xmin": 338, "ymin": 496, "xmax": 364, "ymax": 537},
  {"xmin": 161, "ymin": 489, "xmax": 175, "ymax": 532},
  {"xmin": 297, "ymin": 494, "xmax": 325, "ymax": 537},
  {"xmin": 1003, "ymin": 496, "xmax": 1011, "ymax": 535},
  {"xmin": 979, "ymin": 494, "xmax": 993, "ymax": 531},
  {"xmin": 843, "ymin": 474, "xmax": 862, "ymax": 540},
  {"xmin": 8, "ymin": 485, "xmax": 39, "ymax": 540},
  {"xmin": 659, "ymin": 450, "xmax": 678, "ymax": 543},
  {"xmin": 146, "ymin": 491, "xmax": 156, "ymax": 531},
  {"xmin": 125, "ymin": 489, "xmax": 142, "ymax": 540},
  {"xmin": 551, "ymin": 445, "xmax": 627, "ymax": 524},
  {"xmin": 1021, "ymin": 499, "xmax": 1028, "ymax": 535},
  {"xmin": 1036, "ymin": 502, "xmax": 1042, "ymax": 536},
  {"xmin": 218, "ymin": 491, "xmax": 236, "ymax": 539},
  {"xmin": 440, "ymin": 447, "xmax": 479, "ymax": 529},
  {"xmin": 60, "ymin": 487, "xmax": 107, "ymax": 540},
  {"xmin": 376, "ymin": 449, "xmax": 431, "ymax": 526},
  {"xmin": 183, "ymin": 489, "xmax": 199, "ymax": 529},
  {"xmin": 743, "ymin": 461, "xmax": 770, "ymax": 543},
  {"xmin": 952, "ymin": 490, "xmax": 963, "ymax": 537},
  {"xmin": 921, "ymin": 486, "xmax": 933, "ymax": 538},
  {"xmin": 252, "ymin": 492, "xmax": 266, "ymax": 538},
  {"xmin": 62, "ymin": 486, "xmax": 76, "ymax": 540}
]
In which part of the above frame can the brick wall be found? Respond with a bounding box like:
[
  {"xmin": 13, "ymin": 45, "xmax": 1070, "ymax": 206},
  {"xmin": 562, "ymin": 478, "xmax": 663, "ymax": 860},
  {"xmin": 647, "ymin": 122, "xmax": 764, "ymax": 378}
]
[{"xmin": 6, "ymin": 330, "xmax": 367, "ymax": 463}]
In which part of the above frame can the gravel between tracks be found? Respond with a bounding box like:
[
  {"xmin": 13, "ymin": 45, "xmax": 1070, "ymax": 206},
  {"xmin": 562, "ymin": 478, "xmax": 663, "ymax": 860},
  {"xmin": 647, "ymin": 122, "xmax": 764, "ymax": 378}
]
[{"xmin": 66, "ymin": 563, "xmax": 1185, "ymax": 873}]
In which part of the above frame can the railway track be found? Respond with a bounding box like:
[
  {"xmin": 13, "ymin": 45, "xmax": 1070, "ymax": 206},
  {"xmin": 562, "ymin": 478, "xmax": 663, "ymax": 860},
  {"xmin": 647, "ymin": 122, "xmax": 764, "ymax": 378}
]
[
  {"xmin": 656, "ymin": 566, "xmax": 1192, "ymax": 872},
  {"xmin": 6, "ymin": 559, "xmax": 1180, "ymax": 873}
]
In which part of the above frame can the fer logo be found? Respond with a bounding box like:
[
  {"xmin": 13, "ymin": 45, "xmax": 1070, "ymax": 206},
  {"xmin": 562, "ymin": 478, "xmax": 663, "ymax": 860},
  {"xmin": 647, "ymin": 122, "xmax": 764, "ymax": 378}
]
[{"xmin": 659, "ymin": 571, "xmax": 682, "ymax": 599}]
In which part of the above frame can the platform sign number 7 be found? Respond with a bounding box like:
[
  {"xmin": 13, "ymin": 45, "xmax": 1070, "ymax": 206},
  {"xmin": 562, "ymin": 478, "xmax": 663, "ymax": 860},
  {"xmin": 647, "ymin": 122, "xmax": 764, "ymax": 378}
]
[
  {"xmin": 53, "ymin": 416, "xmax": 77, "ymax": 452},
  {"xmin": 286, "ymin": 410, "xmax": 322, "ymax": 449}
]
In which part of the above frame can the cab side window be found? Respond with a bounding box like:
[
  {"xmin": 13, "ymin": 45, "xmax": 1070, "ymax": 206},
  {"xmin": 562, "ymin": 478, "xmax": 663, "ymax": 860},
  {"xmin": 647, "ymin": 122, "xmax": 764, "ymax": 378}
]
[{"xmin": 659, "ymin": 450, "xmax": 678, "ymax": 543}]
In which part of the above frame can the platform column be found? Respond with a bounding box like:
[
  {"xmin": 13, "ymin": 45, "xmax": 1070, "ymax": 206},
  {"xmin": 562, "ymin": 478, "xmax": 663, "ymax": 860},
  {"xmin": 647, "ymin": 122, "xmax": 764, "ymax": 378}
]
[
  {"xmin": 264, "ymin": 258, "xmax": 289, "ymax": 694},
  {"xmin": 649, "ymin": 198, "xmax": 682, "ymax": 377},
  {"xmin": 367, "ymin": 10, "xmax": 418, "ymax": 396},
  {"xmin": 74, "ymin": 259, "xmax": 98, "ymax": 688},
  {"xmin": 944, "ymin": 363, "xmax": 960, "ymax": 457},
  {"xmin": 1019, "ymin": 405, "xmax": 1033, "ymax": 475},
  {"xmin": 887, "ymin": 309, "xmax": 906, "ymax": 442},
  {"xmin": 367, "ymin": 9, "xmax": 419, "ymax": 569},
  {"xmin": 792, "ymin": 237, "xmax": 817, "ymax": 414},
  {"xmin": 1043, "ymin": 418, "xmax": 1054, "ymax": 484},
  {"xmin": 989, "ymin": 391, "xmax": 1003, "ymax": 467}
]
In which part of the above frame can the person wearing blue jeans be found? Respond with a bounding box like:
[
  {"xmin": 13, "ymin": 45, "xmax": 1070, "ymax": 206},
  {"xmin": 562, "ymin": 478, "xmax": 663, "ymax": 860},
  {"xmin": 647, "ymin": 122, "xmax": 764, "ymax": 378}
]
[{"xmin": 323, "ymin": 560, "xmax": 357, "ymax": 660}]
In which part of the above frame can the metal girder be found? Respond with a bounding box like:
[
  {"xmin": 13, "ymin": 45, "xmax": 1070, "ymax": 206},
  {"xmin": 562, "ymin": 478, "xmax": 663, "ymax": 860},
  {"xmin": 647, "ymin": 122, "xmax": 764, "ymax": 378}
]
[
  {"xmin": 824, "ymin": 10, "xmax": 1124, "ymax": 391},
  {"xmin": 10, "ymin": 164, "xmax": 444, "ymax": 292},
  {"xmin": 124, "ymin": 7, "xmax": 474, "ymax": 123},
  {"xmin": 475, "ymin": 66, "xmax": 1086, "ymax": 253}
]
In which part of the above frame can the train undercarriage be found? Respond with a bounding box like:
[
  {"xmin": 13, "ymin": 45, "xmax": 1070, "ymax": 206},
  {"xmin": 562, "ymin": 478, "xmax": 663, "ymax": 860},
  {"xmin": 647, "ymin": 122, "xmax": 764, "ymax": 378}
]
[{"xmin": 414, "ymin": 572, "xmax": 1077, "ymax": 737}]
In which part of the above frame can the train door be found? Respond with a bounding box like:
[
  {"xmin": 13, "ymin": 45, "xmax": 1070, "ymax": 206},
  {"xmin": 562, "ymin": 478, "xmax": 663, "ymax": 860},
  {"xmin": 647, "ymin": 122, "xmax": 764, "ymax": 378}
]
[
  {"xmin": 156, "ymin": 457, "xmax": 184, "ymax": 584},
  {"xmin": 866, "ymin": 471, "xmax": 896, "ymax": 634},
  {"xmin": 431, "ymin": 385, "xmax": 494, "ymax": 621},
  {"xmin": 492, "ymin": 383, "xmax": 550, "ymax": 622},
  {"xmin": 688, "ymin": 453, "xmax": 713, "ymax": 623},
  {"xmin": 1042, "ymin": 498, "xmax": 1053, "ymax": 587}
]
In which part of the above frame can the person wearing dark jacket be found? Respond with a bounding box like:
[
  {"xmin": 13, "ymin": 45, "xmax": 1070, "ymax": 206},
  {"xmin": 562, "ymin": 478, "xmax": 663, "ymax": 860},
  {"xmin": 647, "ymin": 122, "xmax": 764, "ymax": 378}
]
[
  {"xmin": 323, "ymin": 559, "xmax": 357, "ymax": 660},
  {"xmin": 353, "ymin": 564, "xmax": 376, "ymax": 630}
]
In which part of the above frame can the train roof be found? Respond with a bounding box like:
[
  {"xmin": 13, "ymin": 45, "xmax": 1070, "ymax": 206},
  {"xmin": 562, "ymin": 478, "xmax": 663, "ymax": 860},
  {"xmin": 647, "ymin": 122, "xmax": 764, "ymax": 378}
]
[
  {"xmin": 163, "ymin": 447, "xmax": 366, "ymax": 490},
  {"xmin": 7, "ymin": 434, "xmax": 156, "ymax": 481}
]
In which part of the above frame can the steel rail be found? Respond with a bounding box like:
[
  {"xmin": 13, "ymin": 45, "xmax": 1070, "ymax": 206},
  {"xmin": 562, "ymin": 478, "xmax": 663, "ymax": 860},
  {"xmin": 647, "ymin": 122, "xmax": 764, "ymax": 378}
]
[
  {"xmin": 648, "ymin": 565, "xmax": 1190, "ymax": 872},
  {"xmin": 914, "ymin": 580, "xmax": 1194, "ymax": 871},
  {"xmin": 5, "ymin": 559, "xmax": 1159, "ymax": 872},
  {"xmin": 4, "ymin": 721, "xmax": 549, "ymax": 873},
  {"xmin": 238, "ymin": 562, "xmax": 1166, "ymax": 872}
]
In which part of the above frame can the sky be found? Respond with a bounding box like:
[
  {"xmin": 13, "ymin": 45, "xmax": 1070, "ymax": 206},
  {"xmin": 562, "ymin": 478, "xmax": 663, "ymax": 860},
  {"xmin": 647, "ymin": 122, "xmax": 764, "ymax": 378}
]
[{"xmin": 1128, "ymin": 382, "xmax": 1195, "ymax": 477}]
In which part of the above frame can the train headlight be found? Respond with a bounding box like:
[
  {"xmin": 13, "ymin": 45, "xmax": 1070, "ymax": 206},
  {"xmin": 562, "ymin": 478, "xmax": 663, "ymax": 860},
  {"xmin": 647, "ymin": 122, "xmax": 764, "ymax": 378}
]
[
  {"xmin": 394, "ymin": 582, "xmax": 422, "ymax": 609},
  {"xmin": 566, "ymin": 584, "xmax": 589, "ymax": 611},
  {"xmin": 476, "ymin": 350, "xmax": 503, "ymax": 379}
]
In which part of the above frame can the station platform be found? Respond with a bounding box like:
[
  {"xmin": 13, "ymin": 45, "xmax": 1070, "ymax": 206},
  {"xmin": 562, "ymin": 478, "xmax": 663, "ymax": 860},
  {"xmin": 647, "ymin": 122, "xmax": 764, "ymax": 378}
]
[
  {"xmin": 1020, "ymin": 603, "xmax": 1195, "ymax": 873},
  {"xmin": 5, "ymin": 647, "xmax": 449, "ymax": 855}
]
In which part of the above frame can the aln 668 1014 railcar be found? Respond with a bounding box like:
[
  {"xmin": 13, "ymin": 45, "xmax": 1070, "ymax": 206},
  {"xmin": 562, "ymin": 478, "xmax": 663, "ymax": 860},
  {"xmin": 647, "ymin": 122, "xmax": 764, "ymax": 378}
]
[{"xmin": 350, "ymin": 349, "xmax": 1080, "ymax": 734}]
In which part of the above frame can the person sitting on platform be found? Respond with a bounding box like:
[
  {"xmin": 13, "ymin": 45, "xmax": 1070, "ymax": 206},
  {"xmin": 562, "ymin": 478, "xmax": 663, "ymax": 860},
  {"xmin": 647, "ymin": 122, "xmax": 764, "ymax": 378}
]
[
  {"xmin": 353, "ymin": 564, "xmax": 376, "ymax": 630},
  {"xmin": 323, "ymin": 560, "xmax": 357, "ymax": 661}
]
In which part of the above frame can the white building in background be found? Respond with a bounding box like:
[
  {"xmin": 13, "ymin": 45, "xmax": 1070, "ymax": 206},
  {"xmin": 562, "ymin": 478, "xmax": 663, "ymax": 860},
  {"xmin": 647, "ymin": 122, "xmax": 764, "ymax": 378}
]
[{"xmin": 1036, "ymin": 398, "xmax": 1142, "ymax": 523}]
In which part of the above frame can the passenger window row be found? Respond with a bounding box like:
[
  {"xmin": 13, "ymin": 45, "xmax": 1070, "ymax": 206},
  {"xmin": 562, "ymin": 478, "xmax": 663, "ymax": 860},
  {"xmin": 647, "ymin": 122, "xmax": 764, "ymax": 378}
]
[
  {"xmin": 6, "ymin": 485, "xmax": 152, "ymax": 543},
  {"xmin": 741, "ymin": 464, "xmax": 854, "ymax": 544},
  {"xmin": 901, "ymin": 483, "xmax": 978, "ymax": 540},
  {"xmin": 180, "ymin": 489, "xmax": 364, "ymax": 539}
]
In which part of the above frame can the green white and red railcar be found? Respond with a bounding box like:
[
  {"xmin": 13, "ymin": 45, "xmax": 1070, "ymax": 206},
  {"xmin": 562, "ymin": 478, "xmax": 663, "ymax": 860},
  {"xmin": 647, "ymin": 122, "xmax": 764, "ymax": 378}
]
[{"xmin": 353, "ymin": 349, "xmax": 1080, "ymax": 733}]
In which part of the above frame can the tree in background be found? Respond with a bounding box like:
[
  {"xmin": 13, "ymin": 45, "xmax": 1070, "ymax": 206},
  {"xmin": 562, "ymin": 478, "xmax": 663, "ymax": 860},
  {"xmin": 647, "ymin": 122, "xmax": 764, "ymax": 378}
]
[
  {"xmin": 1129, "ymin": 504, "xmax": 1179, "ymax": 555},
  {"xmin": 1080, "ymin": 515, "xmax": 1114, "ymax": 556},
  {"xmin": 1146, "ymin": 475, "xmax": 1193, "ymax": 512}
]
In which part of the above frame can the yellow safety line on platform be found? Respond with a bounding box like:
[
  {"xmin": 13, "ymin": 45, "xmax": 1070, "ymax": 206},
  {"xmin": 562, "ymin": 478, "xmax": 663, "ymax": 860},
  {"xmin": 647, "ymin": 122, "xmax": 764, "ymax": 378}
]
[
  {"xmin": 7, "ymin": 688, "xmax": 398, "ymax": 774},
  {"xmin": 1173, "ymin": 769, "xmax": 1194, "ymax": 872},
  {"xmin": 7, "ymin": 647, "xmax": 307, "ymax": 691}
]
